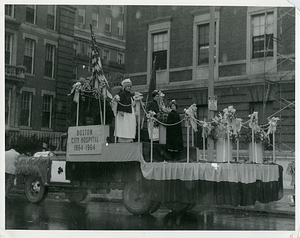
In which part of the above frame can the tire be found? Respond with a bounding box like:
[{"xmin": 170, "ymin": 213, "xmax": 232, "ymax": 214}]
[
  {"xmin": 164, "ymin": 202, "xmax": 191, "ymax": 212},
  {"xmin": 24, "ymin": 175, "xmax": 49, "ymax": 204},
  {"xmin": 149, "ymin": 201, "xmax": 162, "ymax": 214},
  {"xmin": 123, "ymin": 182, "xmax": 153, "ymax": 215},
  {"xmin": 65, "ymin": 190, "xmax": 88, "ymax": 203}
]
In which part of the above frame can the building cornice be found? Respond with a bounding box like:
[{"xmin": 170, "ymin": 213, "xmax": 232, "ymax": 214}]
[
  {"xmin": 146, "ymin": 16, "xmax": 172, "ymax": 26},
  {"xmin": 191, "ymin": 6, "xmax": 221, "ymax": 16}
]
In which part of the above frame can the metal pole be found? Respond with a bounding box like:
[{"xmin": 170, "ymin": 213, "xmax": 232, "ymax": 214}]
[
  {"xmin": 137, "ymin": 100, "xmax": 141, "ymax": 143},
  {"xmin": 103, "ymin": 87, "xmax": 107, "ymax": 125},
  {"xmin": 76, "ymin": 100, "xmax": 79, "ymax": 126},
  {"xmin": 273, "ymin": 132, "xmax": 276, "ymax": 162},
  {"xmin": 208, "ymin": 6, "xmax": 215, "ymax": 161},
  {"xmin": 187, "ymin": 125, "xmax": 190, "ymax": 163}
]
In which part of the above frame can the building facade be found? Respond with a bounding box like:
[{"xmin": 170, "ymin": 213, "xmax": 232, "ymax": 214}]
[
  {"xmin": 5, "ymin": 5, "xmax": 126, "ymax": 149},
  {"xmin": 125, "ymin": 6, "xmax": 295, "ymax": 152}
]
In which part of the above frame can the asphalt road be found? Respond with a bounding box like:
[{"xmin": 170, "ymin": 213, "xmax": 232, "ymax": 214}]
[{"xmin": 5, "ymin": 194, "xmax": 294, "ymax": 230}]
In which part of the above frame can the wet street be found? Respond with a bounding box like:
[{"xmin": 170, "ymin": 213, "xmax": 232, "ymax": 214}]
[{"xmin": 5, "ymin": 194, "xmax": 294, "ymax": 230}]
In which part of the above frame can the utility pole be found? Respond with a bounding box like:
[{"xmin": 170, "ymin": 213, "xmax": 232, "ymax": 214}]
[{"xmin": 207, "ymin": 6, "xmax": 215, "ymax": 160}]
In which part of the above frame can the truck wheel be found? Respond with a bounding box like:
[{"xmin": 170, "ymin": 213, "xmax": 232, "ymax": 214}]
[
  {"xmin": 123, "ymin": 182, "xmax": 153, "ymax": 215},
  {"xmin": 164, "ymin": 202, "xmax": 191, "ymax": 212},
  {"xmin": 25, "ymin": 175, "xmax": 49, "ymax": 204},
  {"xmin": 65, "ymin": 190, "xmax": 88, "ymax": 203},
  {"xmin": 149, "ymin": 201, "xmax": 161, "ymax": 214}
]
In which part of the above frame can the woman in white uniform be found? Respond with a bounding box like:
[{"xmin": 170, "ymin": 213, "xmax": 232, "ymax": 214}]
[{"xmin": 114, "ymin": 78, "xmax": 136, "ymax": 142}]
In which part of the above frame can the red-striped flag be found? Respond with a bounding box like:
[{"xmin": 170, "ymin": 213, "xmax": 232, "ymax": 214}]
[{"xmin": 90, "ymin": 24, "xmax": 112, "ymax": 99}]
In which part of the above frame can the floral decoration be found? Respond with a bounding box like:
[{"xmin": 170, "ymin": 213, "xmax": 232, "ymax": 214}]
[
  {"xmin": 242, "ymin": 112, "xmax": 270, "ymax": 146},
  {"xmin": 208, "ymin": 106, "xmax": 242, "ymax": 142}
]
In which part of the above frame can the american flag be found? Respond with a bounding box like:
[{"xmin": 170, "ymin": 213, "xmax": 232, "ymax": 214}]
[{"xmin": 90, "ymin": 24, "xmax": 112, "ymax": 99}]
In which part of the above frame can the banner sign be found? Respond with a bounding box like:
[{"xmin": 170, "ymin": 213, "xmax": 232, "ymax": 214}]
[{"xmin": 67, "ymin": 125, "xmax": 108, "ymax": 155}]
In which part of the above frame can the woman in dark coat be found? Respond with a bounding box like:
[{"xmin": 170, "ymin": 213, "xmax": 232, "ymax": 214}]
[{"xmin": 166, "ymin": 100, "xmax": 183, "ymax": 161}]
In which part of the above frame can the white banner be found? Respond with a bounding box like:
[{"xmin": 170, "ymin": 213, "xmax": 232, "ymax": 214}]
[{"xmin": 67, "ymin": 125, "xmax": 109, "ymax": 155}]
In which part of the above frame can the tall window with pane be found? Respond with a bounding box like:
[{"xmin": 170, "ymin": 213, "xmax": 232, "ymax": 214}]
[
  {"xmin": 78, "ymin": 8, "xmax": 85, "ymax": 28},
  {"xmin": 42, "ymin": 95, "xmax": 53, "ymax": 129},
  {"xmin": 47, "ymin": 6, "xmax": 56, "ymax": 30},
  {"xmin": 198, "ymin": 22, "xmax": 216, "ymax": 65},
  {"xmin": 152, "ymin": 32, "xmax": 168, "ymax": 70},
  {"xmin": 45, "ymin": 44, "xmax": 55, "ymax": 78},
  {"xmin": 5, "ymin": 33, "xmax": 12, "ymax": 65},
  {"xmin": 117, "ymin": 53, "xmax": 124, "ymax": 65},
  {"xmin": 252, "ymin": 12, "xmax": 274, "ymax": 58},
  {"xmin": 24, "ymin": 38, "xmax": 35, "ymax": 74},
  {"xmin": 103, "ymin": 50, "xmax": 109, "ymax": 62},
  {"xmin": 26, "ymin": 5, "xmax": 36, "ymax": 24},
  {"xmin": 5, "ymin": 5, "xmax": 14, "ymax": 17},
  {"xmin": 20, "ymin": 92, "xmax": 33, "ymax": 127},
  {"xmin": 92, "ymin": 12, "xmax": 98, "ymax": 28},
  {"xmin": 118, "ymin": 21, "xmax": 124, "ymax": 36},
  {"xmin": 105, "ymin": 17, "xmax": 111, "ymax": 32}
]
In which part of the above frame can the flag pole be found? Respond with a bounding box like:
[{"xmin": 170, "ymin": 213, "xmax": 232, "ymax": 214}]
[
  {"xmin": 141, "ymin": 56, "xmax": 156, "ymax": 129},
  {"xmin": 103, "ymin": 87, "xmax": 107, "ymax": 125},
  {"xmin": 76, "ymin": 100, "xmax": 79, "ymax": 126}
]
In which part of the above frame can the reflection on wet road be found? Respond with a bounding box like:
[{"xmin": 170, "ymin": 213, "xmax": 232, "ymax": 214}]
[{"xmin": 5, "ymin": 195, "xmax": 294, "ymax": 230}]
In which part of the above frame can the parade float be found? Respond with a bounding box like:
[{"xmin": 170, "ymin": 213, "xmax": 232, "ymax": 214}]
[
  {"xmin": 14, "ymin": 79, "xmax": 283, "ymax": 214},
  {"xmin": 14, "ymin": 25, "xmax": 283, "ymax": 215}
]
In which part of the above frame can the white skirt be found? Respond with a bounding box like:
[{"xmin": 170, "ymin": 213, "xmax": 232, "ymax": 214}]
[{"xmin": 115, "ymin": 109, "xmax": 136, "ymax": 139}]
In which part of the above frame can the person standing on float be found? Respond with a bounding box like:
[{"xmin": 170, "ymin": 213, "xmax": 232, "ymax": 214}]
[
  {"xmin": 166, "ymin": 100, "xmax": 183, "ymax": 161},
  {"xmin": 114, "ymin": 78, "xmax": 136, "ymax": 142},
  {"xmin": 147, "ymin": 90, "xmax": 160, "ymax": 142}
]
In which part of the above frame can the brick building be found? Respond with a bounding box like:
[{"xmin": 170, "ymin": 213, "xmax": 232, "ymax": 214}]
[
  {"xmin": 5, "ymin": 5, "xmax": 126, "ymax": 149},
  {"xmin": 125, "ymin": 6, "xmax": 295, "ymax": 152}
]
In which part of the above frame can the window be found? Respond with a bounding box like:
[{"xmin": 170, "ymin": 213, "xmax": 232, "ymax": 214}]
[
  {"xmin": 198, "ymin": 23, "xmax": 216, "ymax": 64},
  {"xmin": 73, "ymin": 42, "xmax": 79, "ymax": 55},
  {"xmin": 117, "ymin": 53, "xmax": 124, "ymax": 65},
  {"xmin": 78, "ymin": 8, "xmax": 85, "ymax": 27},
  {"xmin": 5, "ymin": 5, "xmax": 14, "ymax": 17},
  {"xmin": 5, "ymin": 33, "xmax": 12, "ymax": 65},
  {"xmin": 5, "ymin": 89, "xmax": 11, "ymax": 125},
  {"xmin": 118, "ymin": 21, "xmax": 124, "ymax": 36},
  {"xmin": 92, "ymin": 12, "xmax": 98, "ymax": 28},
  {"xmin": 87, "ymin": 46, "xmax": 92, "ymax": 57},
  {"xmin": 42, "ymin": 94, "xmax": 53, "ymax": 128},
  {"xmin": 45, "ymin": 44, "xmax": 55, "ymax": 78},
  {"xmin": 119, "ymin": 6, "xmax": 124, "ymax": 14},
  {"xmin": 106, "ymin": 6, "xmax": 112, "ymax": 10},
  {"xmin": 103, "ymin": 50, "xmax": 109, "ymax": 62},
  {"xmin": 26, "ymin": 5, "xmax": 36, "ymax": 24},
  {"xmin": 20, "ymin": 92, "xmax": 33, "ymax": 127},
  {"xmin": 252, "ymin": 12, "xmax": 274, "ymax": 58},
  {"xmin": 105, "ymin": 17, "xmax": 111, "ymax": 32},
  {"xmin": 47, "ymin": 6, "xmax": 56, "ymax": 30},
  {"xmin": 152, "ymin": 32, "xmax": 168, "ymax": 70},
  {"xmin": 24, "ymin": 38, "xmax": 35, "ymax": 74},
  {"xmin": 72, "ymin": 65, "xmax": 78, "ymax": 80}
]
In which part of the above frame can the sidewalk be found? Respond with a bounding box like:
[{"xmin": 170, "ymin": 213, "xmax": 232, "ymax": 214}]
[
  {"xmin": 210, "ymin": 189, "xmax": 295, "ymax": 217},
  {"xmin": 9, "ymin": 186, "xmax": 295, "ymax": 217}
]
